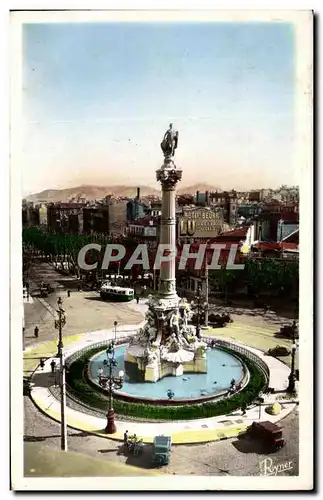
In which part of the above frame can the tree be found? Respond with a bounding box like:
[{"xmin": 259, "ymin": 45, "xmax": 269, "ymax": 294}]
[{"xmin": 209, "ymin": 266, "xmax": 244, "ymax": 300}]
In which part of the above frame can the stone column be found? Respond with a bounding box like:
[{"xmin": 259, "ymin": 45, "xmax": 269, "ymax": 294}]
[{"xmin": 156, "ymin": 166, "xmax": 182, "ymax": 301}]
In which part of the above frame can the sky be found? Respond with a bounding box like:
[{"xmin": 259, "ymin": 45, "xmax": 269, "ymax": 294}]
[{"xmin": 22, "ymin": 21, "xmax": 296, "ymax": 196}]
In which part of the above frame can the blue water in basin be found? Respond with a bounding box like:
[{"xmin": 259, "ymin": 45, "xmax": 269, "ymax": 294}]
[{"xmin": 89, "ymin": 345, "xmax": 244, "ymax": 400}]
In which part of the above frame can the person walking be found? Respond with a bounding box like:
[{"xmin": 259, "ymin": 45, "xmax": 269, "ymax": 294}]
[
  {"xmin": 50, "ymin": 359, "xmax": 56, "ymax": 374},
  {"xmin": 123, "ymin": 430, "xmax": 129, "ymax": 450},
  {"xmin": 241, "ymin": 402, "xmax": 247, "ymax": 416},
  {"xmin": 67, "ymin": 289, "xmax": 71, "ymax": 298},
  {"xmin": 34, "ymin": 326, "xmax": 39, "ymax": 338},
  {"xmin": 135, "ymin": 295, "xmax": 139, "ymax": 304}
]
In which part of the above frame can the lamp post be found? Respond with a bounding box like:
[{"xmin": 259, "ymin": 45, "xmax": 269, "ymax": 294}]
[
  {"xmin": 193, "ymin": 282, "xmax": 204, "ymax": 339},
  {"xmin": 113, "ymin": 320, "xmax": 118, "ymax": 342},
  {"xmin": 98, "ymin": 341, "xmax": 124, "ymax": 434},
  {"xmin": 204, "ymin": 265, "xmax": 209, "ymax": 328},
  {"xmin": 287, "ymin": 326, "xmax": 298, "ymax": 394},
  {"xmin": 54, "ymin": 296, "xmax": 67, "ymax": 451}
]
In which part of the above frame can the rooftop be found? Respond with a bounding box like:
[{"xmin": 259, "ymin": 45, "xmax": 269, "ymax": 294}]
[
  {"xmin": 128, "ymin": 216, "xmax": 159, "ymax": 227},
  {"xmin": 216, "ymin": 227, "xmax": 249, "ymax": 239}
]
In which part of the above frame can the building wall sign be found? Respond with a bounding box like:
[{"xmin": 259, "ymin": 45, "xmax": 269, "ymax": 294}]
[{"xmin": 178, "ymin": 208, "xmax": 223, "ymax": 238}]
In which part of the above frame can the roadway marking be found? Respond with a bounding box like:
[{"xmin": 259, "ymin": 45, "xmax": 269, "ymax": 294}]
[{"xmin": 37, "ymin": 297, "xmax": 57, "ymax": 317}]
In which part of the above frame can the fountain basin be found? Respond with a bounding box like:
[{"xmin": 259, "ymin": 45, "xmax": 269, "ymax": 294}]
[{"xmin": 88, "ymin": 344, "xmax": 247, "ymax": 404}]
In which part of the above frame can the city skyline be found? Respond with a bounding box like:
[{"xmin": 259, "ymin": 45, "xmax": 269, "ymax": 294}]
[{"xmin": 22, "ymin": 20, "xmax": 296, "ymax": 196}]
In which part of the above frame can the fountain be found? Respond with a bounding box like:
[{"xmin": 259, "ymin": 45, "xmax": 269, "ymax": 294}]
[{"xmin": 124, "ymin": 124, "xmax": 207, "ymax": 382}]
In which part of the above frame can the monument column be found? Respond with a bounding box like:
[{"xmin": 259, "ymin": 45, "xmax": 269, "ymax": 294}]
[
  {"xmin": 156, "ymin": 167, "xmax": 182, "ymax": 300},
  {"xmin": 124, "ymin": 124, "xmax": 207, "ymax": 383}
]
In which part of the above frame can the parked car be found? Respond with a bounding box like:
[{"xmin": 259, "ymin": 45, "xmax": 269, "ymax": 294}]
[
  {"xmin": 152, "ymin": 435, "xmax": 172, "ymax": 466},
  {"xmin": 267, "ymin": 345, "xmax": 290, "ymax": 357},
  {"xmin": 279, "ymin": 323, "xmax": 299, "ymax": 339},
  {"xmin": 208, "ymin": 313, "xmax": 233, "ymax": 328},
  {"xmin": 246, "ymin": 421, "xmax": 285, "ymax": 451}
]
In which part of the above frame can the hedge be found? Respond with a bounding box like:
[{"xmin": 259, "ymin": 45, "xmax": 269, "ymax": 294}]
[{"xmin": 66, "ymin": 346, "xmax": 267, "ymax": 421}]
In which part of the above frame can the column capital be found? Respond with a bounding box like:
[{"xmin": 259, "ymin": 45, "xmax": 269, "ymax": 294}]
[{"xmin": 156, "ymin": 167, "xmax": 182, "ymax": 190}]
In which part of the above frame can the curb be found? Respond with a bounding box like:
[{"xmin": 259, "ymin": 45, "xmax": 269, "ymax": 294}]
[{"xmin": 30, "ymin": 390, "xmax": 249, "ymax": 445}]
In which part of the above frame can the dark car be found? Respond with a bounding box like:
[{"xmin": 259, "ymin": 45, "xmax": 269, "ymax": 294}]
[
  {"xmin": 246, "ymin": 421, "xmax": 285, "ymax": 451},
  {"xmin": 267, "ymin": 346, "xmax": 290, "ymax": 357}
]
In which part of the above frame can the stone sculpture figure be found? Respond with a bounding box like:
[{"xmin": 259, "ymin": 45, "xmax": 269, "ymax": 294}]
[
  {"xmin": 181, "ymin": 298, "xmax": 191, "ymax": 327},
  {"xmin": 161, "ymin": 123, "xmax": 179, "ymax": 159},
  {"xmin": 169, "ymin": 310, "xmax": 181, "ymax": 338},
  {"xmin": 145, "ymin": 309, "xmax": 155, "ymax": 326},
  {"xmin": 148, "ymin": 325, "xmax": 157, "ymax": 341}
]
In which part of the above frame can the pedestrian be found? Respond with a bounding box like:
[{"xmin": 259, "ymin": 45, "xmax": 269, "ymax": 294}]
[
  {"xmin": 241, "ymin": 402, "xmax": 247, "ymax": 416},
  {"xmin": 135, "ymin": 295, "xmax": 139, "ymax": 304},
  {"xmin": 34, "ymin": 326, "xmax": 39, "ymax": 338},
  {"xmin": 123, "ymin": 430, "xmax": 129, "ymax": 449},
  {"xmin": 50, "ymin": 359, "xmax": 56, "ymax": 374},
  {"xmin": 77, "ymin": 284, "xmax": 81, "ymax": 292},
  {"xmin": 67, "ymin": 289, "xmax": 71, "ymax": 298}
]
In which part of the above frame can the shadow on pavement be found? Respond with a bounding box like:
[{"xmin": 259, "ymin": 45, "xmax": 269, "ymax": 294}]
[
  {"xmin": 24, "ymin": 435, "xmax": 56, "ymax": 443},
  {"xmin": 124, "ymin": 444, "xmax": 156, "ymax": 470},
  {"xmin": 24, "ymin": 430, "xmax": 95, "ymax": 443},
  {"xmin": 232, "ymin": 435, "xmax": 277, "ymax": 455},
  {"xmin": 274, "ymin": 331, "xmax": 292, "ymax": 340},
  {"xmin": 98, "ymin": 448, "xmax": 119, "ymax": 454},
  {"xmin": 31, "ymin": 371, "xmax": 57, "ymax": 389},
  {"xmin": 84, "ymin": 296, "xmax": 105, "ymax": 302},
  {"xmin": 208, "ymin": 303, "xmax": 295, "ymax": 322}
]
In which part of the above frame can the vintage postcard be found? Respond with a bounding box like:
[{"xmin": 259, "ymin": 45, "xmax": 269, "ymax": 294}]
[{"xmin": 10, "ymin": 9, "xmax": 313, "ymax": 491}]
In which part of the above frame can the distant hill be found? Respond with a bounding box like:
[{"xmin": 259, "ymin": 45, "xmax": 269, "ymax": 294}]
[
  {"xmin": 26, "ymin": 184, "xmax": 160, "ymax": 203},
  {"xmin": 26, "ymin": 182, "xmax": 222, "ymax": 203},
  {"xmin": 177, "ymin": 183, "xmax": 221, "ymax": 195}
]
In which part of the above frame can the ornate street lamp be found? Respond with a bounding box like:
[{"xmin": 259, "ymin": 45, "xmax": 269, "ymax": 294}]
[
  {"xmin": 98, "ymin": 341, "xmax": 124, "ymax": 434},
  {"xmin": 54, "ymin": 297, "xmax": 67, "ymax": 451},
  {"xmin": 191, "ymin": 282, "xmax": 206, "ymax": 339},
  {"xmin": 55, "ymin": 297, "xmax": 66, "ymax": 358},
  {"xmin": 287, "ymin": 326, "xmax": 298, "ymax": 394}
]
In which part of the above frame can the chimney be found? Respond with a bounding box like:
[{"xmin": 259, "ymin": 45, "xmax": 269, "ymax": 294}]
[
  {"xmin": 196, "ymin": 191, "xmax": 200, "ymax": 204},
  {"xmin": 137, "ymin": 187, "xmax": 140, "ymax": 199}
]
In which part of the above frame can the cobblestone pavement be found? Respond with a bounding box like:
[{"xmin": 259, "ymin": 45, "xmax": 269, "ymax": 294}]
[{"xmin": 24, "ymin": 396, "xmax": 299, "ymax": 476}]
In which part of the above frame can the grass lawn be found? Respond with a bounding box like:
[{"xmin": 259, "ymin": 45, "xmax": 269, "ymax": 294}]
[
  {"xmin": 206, "ymin": 322, "xmax": 297, "ymax": 369},
  {"xmin": 23, "ymin": 335, "xmax": 84, "ymax": 375}
]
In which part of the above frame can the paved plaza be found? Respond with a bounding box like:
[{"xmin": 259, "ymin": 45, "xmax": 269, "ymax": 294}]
[{"xmin": 23, "ymin": 259, "xmax": 299, "ymax": 476}]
